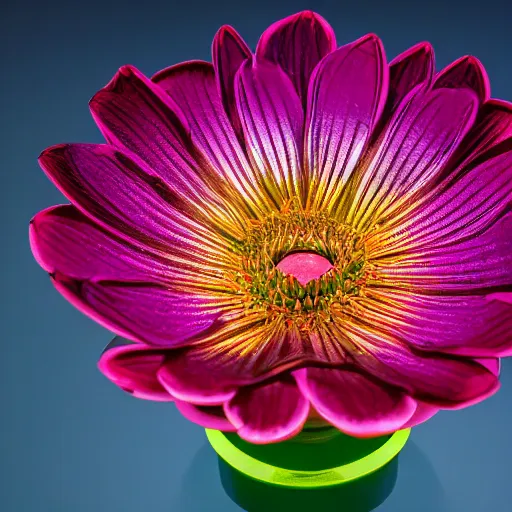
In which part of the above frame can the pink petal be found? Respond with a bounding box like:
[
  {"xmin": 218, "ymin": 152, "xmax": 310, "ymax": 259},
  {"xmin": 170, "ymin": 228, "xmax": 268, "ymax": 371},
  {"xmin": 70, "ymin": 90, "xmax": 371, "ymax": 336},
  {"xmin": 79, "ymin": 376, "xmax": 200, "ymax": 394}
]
[
  {"xmin": 374, "ymin": 212, "xmax": 512, "ymax": 293},
  {"xmin": 304, "ymin": 34, "xmax": 388, "ymax": 211},
  {"xmin": 53, "ymin": 274, "xmax": 229, "ymax": 346},
  {"xmin": 400, "ymin": 401, "xmax": 439, "ymax": 429},
  {"xmin": 30, "ymin": 204, "xmax": 171, "ymax": 282},
  {"xmin": 212, "ymin": 25, "xmax": 252, "ymax": 135},
  {"xmin": 370, "ymin": 148, "xmax": 512, "ymax": 257},
  {"xmin": 225, "ymin": 376, "xmax": 310, "ymax": 443},
  {"xmin": 98, "ymin": 340, "xmax": 172, "ymax": 401},
  {"xmin": 157, "ymin": 348, "xmax": 237, "ymax": 406},
  {"xmin": 349, "ymin": 85, "xmax": 478, "ymax": 230},
  {"xmin": 343, "ymin": 321, "xmax": 500, "ymax": 409},
  {"xmin": 294, "ymin": 367, "xmax": 416, "ymax": 438},
  {"xmin": 235, "ymin": 59, "xmax": 305, "ymax": 205},
  {"xmin": 442, "ymin": 99, "xmax": 512, "ymax": 174},
  {"xmin": 155, "ymin": 316, "xmax": 328, "ymax": 404},
  {"xmin": 38, "ymin": 143, "xmax": 231, "ymax": 268},
  {"xmin": 89, "ymin": 65, "xmax": 218, "ymax": 213},
  {"xmin": 366, "ymin": 289, "xmax": 512, "ymax": 358},
  {"xmin": 434, "ymin": 56, "xmax": 490, "ymax": 102},
  {"xmin": 255, "ymin": 10, "xmax": 336, "ymax": 104},
  {"xmin": 174, "ymin": 400, "xmax": 236, "ymax": 431},
  {"xmin": 152, "ymin": 60, "xmax": 268, "ymax": 216},
  {"xmin": 387, "ymin": 42, "xmax": 434, "ymax": 112}
]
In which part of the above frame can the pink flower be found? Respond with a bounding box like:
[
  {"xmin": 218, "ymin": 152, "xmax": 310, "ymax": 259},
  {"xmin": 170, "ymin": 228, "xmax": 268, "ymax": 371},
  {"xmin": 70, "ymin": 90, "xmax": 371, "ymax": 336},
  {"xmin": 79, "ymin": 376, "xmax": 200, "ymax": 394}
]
[{"xmin": 30, "ymin": 11, "xmax": 511, "ymax": 444}]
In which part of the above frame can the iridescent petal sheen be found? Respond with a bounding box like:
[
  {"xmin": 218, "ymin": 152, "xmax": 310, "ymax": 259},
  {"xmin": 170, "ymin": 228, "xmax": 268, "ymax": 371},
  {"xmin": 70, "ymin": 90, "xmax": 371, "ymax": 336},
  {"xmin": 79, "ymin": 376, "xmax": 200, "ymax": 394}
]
[
  {"xmin": 153, "ymin": 61, "xmax": 273, "ymax": 217},
  {"xmin": 255, "ymin": 10, "xmax": 336, "ymax": 105},
  {"xmin": 53, "ymin": 274, "xmax": 235, "ymax": 346},
  {"xmin": 224, "ymin": 376, "xmax": 310, "ymax": 443},
  {"xmin": 434, "ymin": 55, "xmax": 490, "ymax": 102},
  {"xmin": 346, "ymin": 86, "xmax": 478, "ymax": 230},
  {"xmin": 358, "ymin": 289, "xmax": 512, "ymax": 357},
  {"xmin": 374, "ymin": 212, "xmax": 512, "ymax": 292},
  {"xmin": 39, "ymin": 143, "xmax": 234, "ymax": 269},
  {"xmin": 235, "ymin": 58, "xmax": 305, "ymax": 206},
  {"xmin": 342, "ymin": 320, "xmax": 500, "ymax": 408},
  {"xmin": 294, "ymin": 367, "xmax": 416, "ymax": 437},
  {"xmin": 30, "ymin": 204, "xmax": 172, "ymax": 283},
  {"xmin": 368, "ymin": 148, "xmax": 512, "ymax": 258},
  {"xmin": 305, "ymin": 34, "xmax": 388, "ymax": 212}
]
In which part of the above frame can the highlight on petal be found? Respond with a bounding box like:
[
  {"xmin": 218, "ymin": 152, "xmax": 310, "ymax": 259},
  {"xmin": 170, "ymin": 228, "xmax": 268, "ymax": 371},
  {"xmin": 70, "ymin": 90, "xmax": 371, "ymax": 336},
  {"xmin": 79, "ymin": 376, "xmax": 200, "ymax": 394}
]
[
  {"xmin": 174, "ymin": 400, "xmax": 237, "ymax": 431},
  {"xmin": 347, "ymin": 85, "xmax": 478, "ymax": 230},
  {"xmin": 53, "ymin": 273, "xmax": 231, "ymax": 347},
  {"xmin": 356, "ymin": 289, "xmax": 512, "ymax": 358},
  {"xmin": 152, "ymin": 60, "xmax": 269, "ymax": 217},
  {"xmin": 235, "ymin": 59, "xmax": 305, "ymax": 205},
  {"xmin": 370, "ymin": 148, "xmax": 512, "ymax": 258},
  {"xmin": 374, "ymin": 212, "xmax": 512, "ymax": 293},
  {"xmin": 38, "ymin": 143, "xmax": 235, "ymax": 266},
  {"xmin": 29, "ymin": 204, "xmax": 171, "ymax": 282},
  {"xmin": 305, "ymin": 34, "xmax": 388, "ymax": 211},
  {"xmin": 342, "ymin": 321, "xmax": 500, "ymax": 409},
  {"xmin": 212, "ymin": 25, "xmax": 252, "ymax": 134},
  {"xmin": 98, "ymin": 339, "xmax": 172, "ymax": 401},
  {"xmin": 294, "ymin": 367, "xmax": 416, "ymax": 438},
  {"xmin": 434, "ymin": 55, "xmax": 490, "ymax": 102},
  {"xmin": 225, "ymin": 376, "xmax": 310, "ymax": 444},
  {"xmin": 256, "ymin": 10, "xmax": 336, "ymax": 104},
  {"xmin": 387, "ymin": 42, "xmax": 434, "ymax": 112}
]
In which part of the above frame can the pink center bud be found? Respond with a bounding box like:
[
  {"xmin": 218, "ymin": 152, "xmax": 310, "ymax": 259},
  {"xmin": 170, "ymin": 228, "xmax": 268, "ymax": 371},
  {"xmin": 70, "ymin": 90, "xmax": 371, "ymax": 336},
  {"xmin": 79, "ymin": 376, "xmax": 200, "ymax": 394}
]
[{"xmin": 276, "ymin": 252, "xmax": 334, "ymax": 286}]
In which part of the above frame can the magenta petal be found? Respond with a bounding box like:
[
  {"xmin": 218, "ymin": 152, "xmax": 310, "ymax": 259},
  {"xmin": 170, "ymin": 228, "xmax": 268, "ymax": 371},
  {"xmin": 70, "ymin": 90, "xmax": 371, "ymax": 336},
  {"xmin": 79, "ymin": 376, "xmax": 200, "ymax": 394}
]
[
  {"xmin": 152, "ymin": 61, "xmax": 265, "ymax": 215},
  {"xmin": 376, "ymin": 212, "xmax": 512, "ymax": 293},
  {"xmin": 400, "ymin": 401, "xmax": 439, "ymax": 429},
  {"xmin": 256, "ymin": 10, "xmax": 336, "ymax": 104},
  {"xmin": 344, "ymin": 323, "xmax": 500, "ymax": 409},
  {"xmin": 294, "ymin": 367, "xmax": 416, "ymax": 438},
  {"xmin": 350, "ymin": 86, "xmax": 478, "ymax": 229},
  {"xmin": 375, "ymin": 149, "xmax": 512, "ymax": 257},
  {"xmin": 98, "ymin": 340, "xmax": 172, "ymax": 401},
  {"xmin": 444, "ymin": 99, "xmax": 512, "ymax": 174},
  {"xmin": 89, "ymin": 65, "xmax": 213, "ymax": 207},
  {"xmin": 305, "ymin": 34, "xmax": 388, "ymax": 209},
  {"xmin": 387, "ymin": 42, "xmax": 434, "ymax": 112},
  {"xmin": 38, "ymin": 143, "xmax": 229, "ymax": 266},
  {"xmin": 225, "ymin": 376, "xmax": 309, "ymax": 444},
  {"xmin": 157, "ymin": 350, "xmax": 237, "ymax": 406},
  {"xmin": 29, "ymin": 204, "xmax": 170, "ymax": 282},
  {"xmin": 212, "ymin": 25, "xmax": 252, "ymax": 134},
  {"xmin": 53, "ymin": 274, "xmax": 224, "ymax": 346},
  {"xmin": 235, "ymin": 59, "xmax": 304, "ymax": 204},
  {"xmin": 434, "ymin": 56, "xmax": 490, "ymax": 102},
  {"xmin": 174, "ymin": 400, "xmax": 236, "ymax": 431}
]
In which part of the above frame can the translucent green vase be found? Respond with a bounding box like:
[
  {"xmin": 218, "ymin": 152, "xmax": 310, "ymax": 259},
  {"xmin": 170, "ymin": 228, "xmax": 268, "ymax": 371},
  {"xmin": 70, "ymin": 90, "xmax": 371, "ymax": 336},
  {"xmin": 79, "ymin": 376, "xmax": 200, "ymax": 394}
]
[{"xmin": 206, "ymin": 426, "xmax": 410, "ymax": 511}]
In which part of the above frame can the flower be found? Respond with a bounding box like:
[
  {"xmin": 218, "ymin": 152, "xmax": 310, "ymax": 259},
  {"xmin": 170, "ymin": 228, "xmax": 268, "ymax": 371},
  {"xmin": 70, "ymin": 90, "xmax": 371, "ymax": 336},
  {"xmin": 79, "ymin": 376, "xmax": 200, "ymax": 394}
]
[{"xmin": 30, "ymin": 11, "xmax": 512, "ymax": 444}]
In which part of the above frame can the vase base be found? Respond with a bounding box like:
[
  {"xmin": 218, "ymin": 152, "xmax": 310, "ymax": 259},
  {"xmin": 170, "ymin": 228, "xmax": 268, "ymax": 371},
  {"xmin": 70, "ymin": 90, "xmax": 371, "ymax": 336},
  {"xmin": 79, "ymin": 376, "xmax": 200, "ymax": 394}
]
[{"xmin": 206, "ymin": 427, "xmax": 410, "ymax": 512}]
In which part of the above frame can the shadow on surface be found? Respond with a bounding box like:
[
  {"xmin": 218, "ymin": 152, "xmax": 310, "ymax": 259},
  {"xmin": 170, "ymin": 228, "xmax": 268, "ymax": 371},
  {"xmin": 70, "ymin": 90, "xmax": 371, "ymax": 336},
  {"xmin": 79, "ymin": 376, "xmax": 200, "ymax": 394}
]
[{"xmin": 177, "ymin": 437, "xmax": 448, "ymax": 512}]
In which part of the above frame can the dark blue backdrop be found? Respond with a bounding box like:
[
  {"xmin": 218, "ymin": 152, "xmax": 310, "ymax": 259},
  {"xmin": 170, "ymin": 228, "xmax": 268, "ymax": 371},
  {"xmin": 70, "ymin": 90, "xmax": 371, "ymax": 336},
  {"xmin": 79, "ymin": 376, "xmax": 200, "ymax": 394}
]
[{"xmin": 2, "ymin": 0, "xmax": 512, "ymax": 510}]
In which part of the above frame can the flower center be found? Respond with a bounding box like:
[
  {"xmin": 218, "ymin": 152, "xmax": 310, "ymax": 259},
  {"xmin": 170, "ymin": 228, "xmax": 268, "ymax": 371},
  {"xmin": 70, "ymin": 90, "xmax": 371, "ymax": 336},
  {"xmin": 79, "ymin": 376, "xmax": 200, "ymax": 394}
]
[
  {"xmin": 276, "ymin": 252, "xmax": 333, "ymax": 286},
  {"xmin": 229, "ymin": 207, "xmax": 370, "ymax": 331}
]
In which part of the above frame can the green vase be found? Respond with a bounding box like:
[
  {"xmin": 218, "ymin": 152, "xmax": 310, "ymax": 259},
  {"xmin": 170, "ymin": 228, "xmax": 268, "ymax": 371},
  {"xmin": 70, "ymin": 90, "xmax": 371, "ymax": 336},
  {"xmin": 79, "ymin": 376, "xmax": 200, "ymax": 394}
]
[{"xmin": 206, "ymin": 426, "xmax": 410, "ymax": 511}]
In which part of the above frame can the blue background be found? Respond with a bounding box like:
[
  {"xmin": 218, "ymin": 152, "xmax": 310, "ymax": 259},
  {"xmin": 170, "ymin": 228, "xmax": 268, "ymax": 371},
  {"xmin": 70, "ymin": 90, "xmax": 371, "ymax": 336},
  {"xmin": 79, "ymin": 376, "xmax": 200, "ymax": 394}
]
[{"xmin": 2, "ymin": 0, "xmax": 512, "ymax": 510}]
